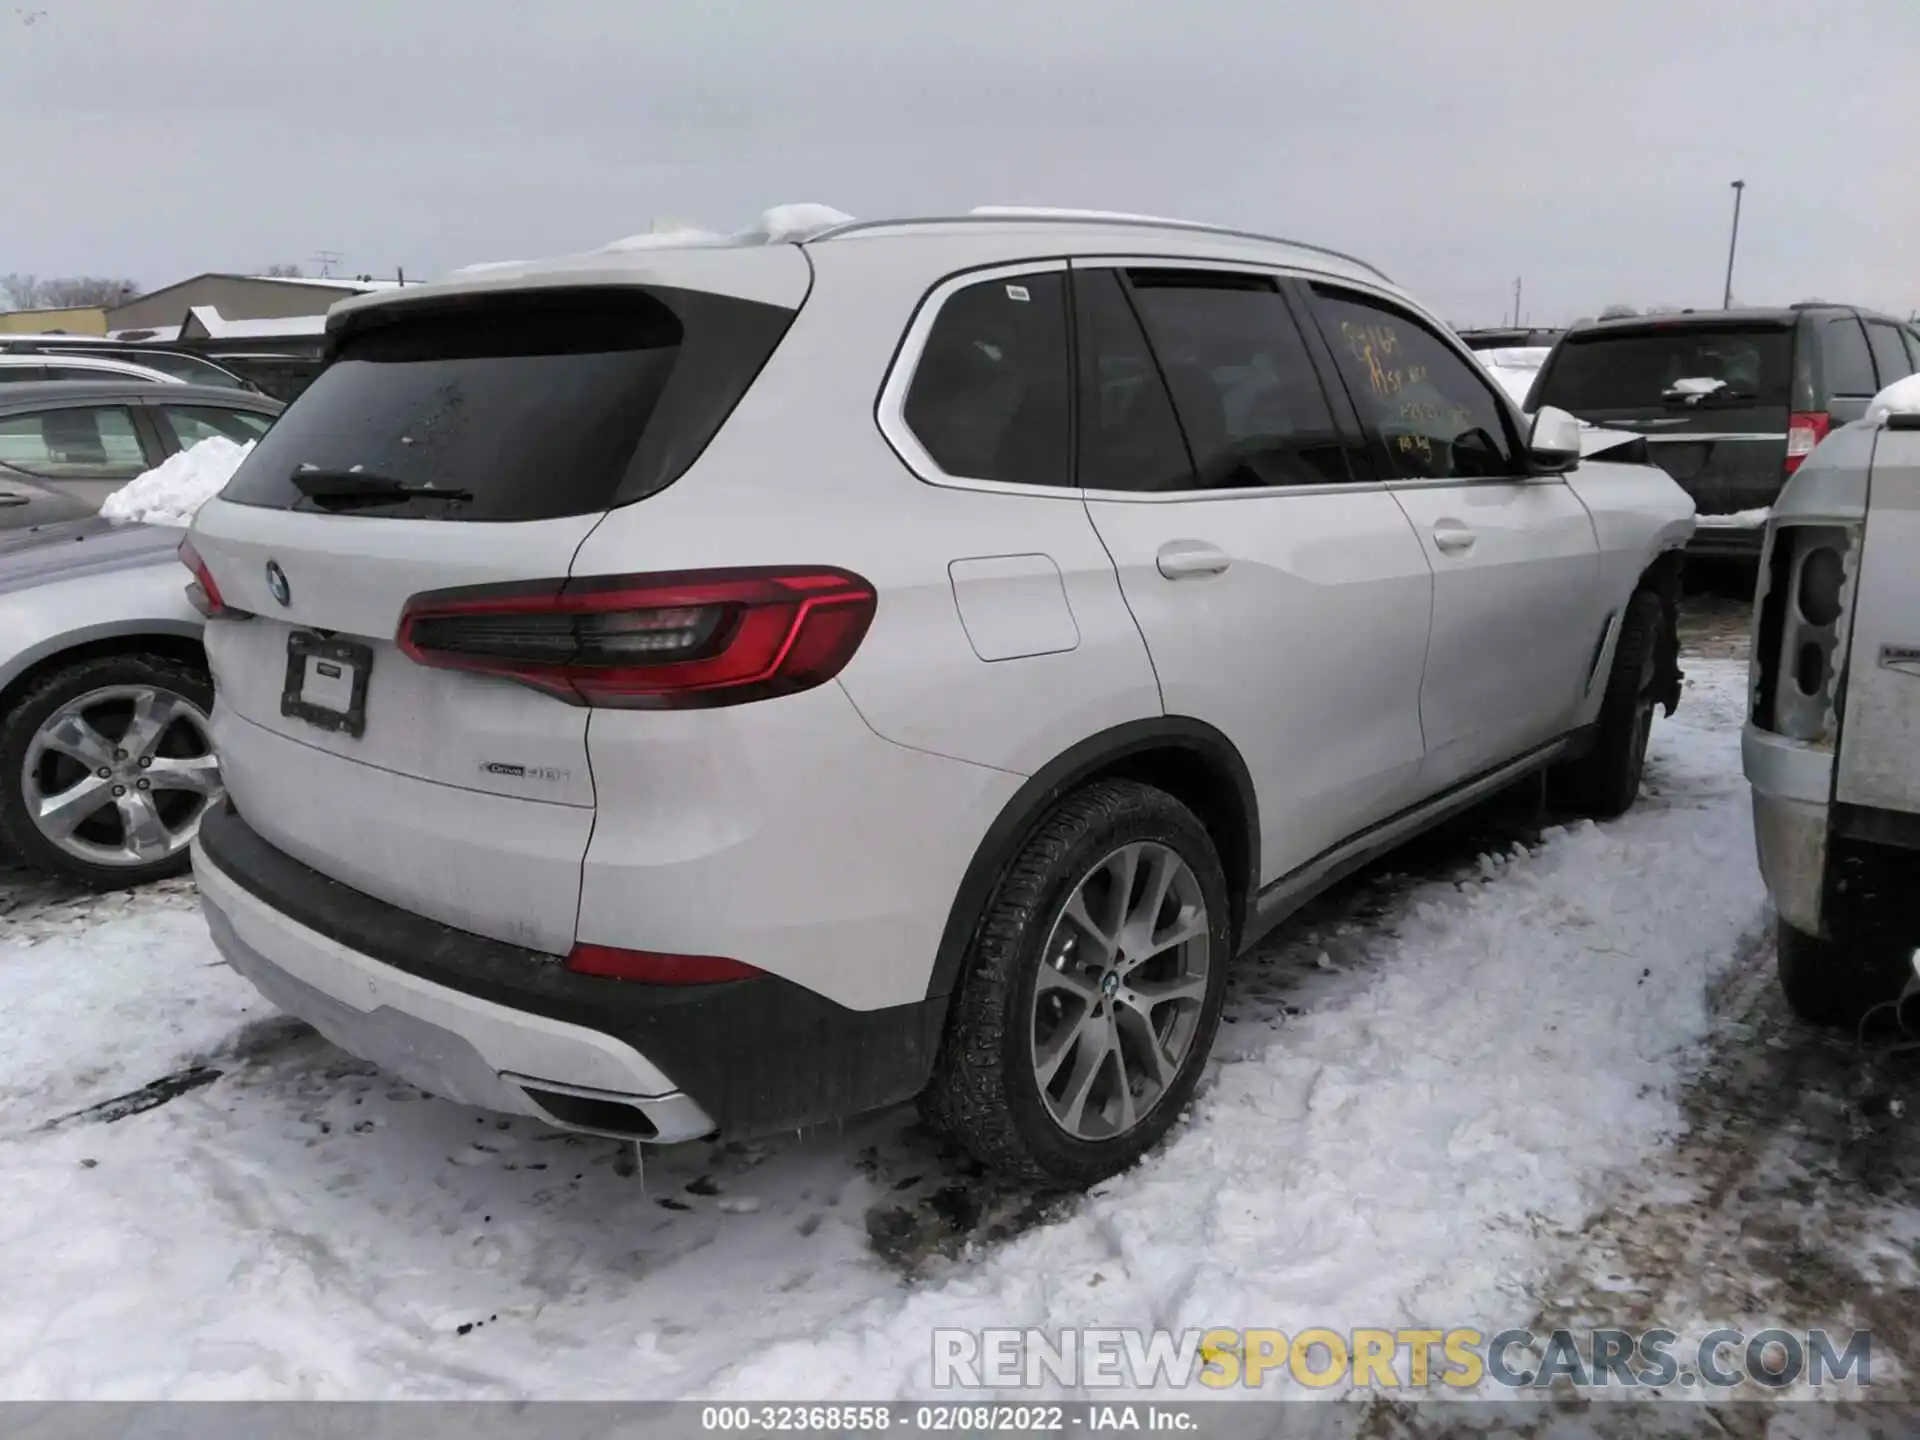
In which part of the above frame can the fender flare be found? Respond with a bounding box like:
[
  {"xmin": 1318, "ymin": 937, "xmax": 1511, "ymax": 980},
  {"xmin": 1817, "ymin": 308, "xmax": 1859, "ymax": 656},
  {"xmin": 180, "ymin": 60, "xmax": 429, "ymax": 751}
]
[{"xmin": 924, "ymin": 716, "xmax": 1259, "ymax": 1001}]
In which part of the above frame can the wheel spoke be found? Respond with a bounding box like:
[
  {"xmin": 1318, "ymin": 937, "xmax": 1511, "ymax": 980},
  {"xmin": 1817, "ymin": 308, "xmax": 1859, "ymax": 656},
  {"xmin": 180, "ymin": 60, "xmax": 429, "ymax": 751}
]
[
  {"xmin": 35, "ymin": 773, "xmax": 116, "ymax": 839},
  {"xmin": 1037, "ymin": 962, "xmax": 1100, "ymax": 1003},
  {"xmin": 1055, "ymin": 1019, "xmax": 1116, "ymax": 1134},
  {"xmin": 116, "ymin": 791, "xmax": 174, "ymax": 861},
  {"xmin": 1061, "ymin": 890, "xmax": 1119, "ymax": 963},
  {"xmin": 145, "ymin": 753, "xmax": 222, "ymax": 797},
  {"xmin": 120, "ymin": 689, "xmax": 189, "ymax": 762},
  {"xmin": 1128, "ymin": 973, "xmax": 1209, "ymax": 1009},
  {"xmin": 38, "ymin": 711, "xmax": 115, "ymax": 770},
  {"xmin": 1113, "ymin": 1001, "xmax": 1180, "ymax": 1091},
  {"xmin": 1035, "ymin": 1006, "xmax": 1101, "ymax": 1088},
  {"xmin": 1129, "ymin": 845, "xmax": 1179, "ymax": 933},
  {"xmin": 1106, "ymin": 844, "xmax": 1142, "ymax": 934}
]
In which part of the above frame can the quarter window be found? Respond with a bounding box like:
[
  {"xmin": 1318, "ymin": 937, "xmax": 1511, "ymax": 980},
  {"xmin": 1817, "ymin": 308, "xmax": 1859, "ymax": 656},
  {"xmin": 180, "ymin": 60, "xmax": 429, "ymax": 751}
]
[
  {"xmin": 0, "ymin": 406, "xmax": 148, "ymax": 479},
  {"xmin": 902, "ymin": 272, "xmax": 1071, "ymax": 488},
  {"xmin": 1311, "ymin": 287, "xmax": 1518, "ymax": 481},
  {"xmin": 1073, "ymin": 269, "xmax": 1194, "ymax": 492},
  {"xmin": 1865, "ymin": 322, "xmax": 1912, "ymax": 385},
  {"xmin": 161, "ymin": 405, "xmax": 275, "ymax": 450},
  {"xmin": 1123, "ymin": 270, "xmax": 1352, "ymax": 488},
  {"xmin": 1821, "ymin": 318, "xmax": 1877, "ymax": 396}
]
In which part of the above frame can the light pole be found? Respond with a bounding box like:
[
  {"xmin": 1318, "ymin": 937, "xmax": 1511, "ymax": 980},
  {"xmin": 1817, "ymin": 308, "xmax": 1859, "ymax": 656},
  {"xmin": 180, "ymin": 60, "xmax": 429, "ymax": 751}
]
[{"xmin": 1723, "ymin": 180, "xmax": 1746, "ymax": 309}]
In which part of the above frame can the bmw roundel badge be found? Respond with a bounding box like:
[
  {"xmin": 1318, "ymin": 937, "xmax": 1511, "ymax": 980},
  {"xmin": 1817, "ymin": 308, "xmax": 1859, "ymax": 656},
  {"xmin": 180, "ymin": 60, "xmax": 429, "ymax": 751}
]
[{"xmin": 265, "ymin": 560, "xmax": 291, "ymax": 607}]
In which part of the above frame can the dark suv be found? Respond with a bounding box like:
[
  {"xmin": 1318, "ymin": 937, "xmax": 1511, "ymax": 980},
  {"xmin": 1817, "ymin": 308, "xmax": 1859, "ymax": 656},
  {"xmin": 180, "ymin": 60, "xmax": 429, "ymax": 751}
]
[{"xmin": 1525, "ymin": 305, "xmax": 1920, "ymax": 555}]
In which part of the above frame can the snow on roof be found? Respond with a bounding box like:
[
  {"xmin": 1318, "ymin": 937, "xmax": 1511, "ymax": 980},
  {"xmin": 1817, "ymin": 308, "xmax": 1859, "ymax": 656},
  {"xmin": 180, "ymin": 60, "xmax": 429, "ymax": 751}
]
[
  {"xmin": 184, "ymin": 306, "xmax": 329, "ymax": 339},
  {"xmin": 1866, "ymin": 373, "xmax": 1920, "ymax": 425},
  {"xmin": 107, "ymin": 326, "xmax": 182, "ymax": 343},
  {"xmin": 243, "ymin": 275, "xmax": 408, "ymax": 291},
  {"xmin": 451, "ymin": 204, "xmax": 856, "ymax": 277}
]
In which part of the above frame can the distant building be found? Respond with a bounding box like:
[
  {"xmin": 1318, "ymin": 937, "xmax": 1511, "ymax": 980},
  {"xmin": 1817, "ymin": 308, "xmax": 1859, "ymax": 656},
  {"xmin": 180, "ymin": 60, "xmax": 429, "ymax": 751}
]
[
  {"xmin": 0, "ymin": 304, "xmax": 108, "ymax": 336},
  {"xmin": 106, "ymin": 273, "xmax": 409, "ymax": 336}
]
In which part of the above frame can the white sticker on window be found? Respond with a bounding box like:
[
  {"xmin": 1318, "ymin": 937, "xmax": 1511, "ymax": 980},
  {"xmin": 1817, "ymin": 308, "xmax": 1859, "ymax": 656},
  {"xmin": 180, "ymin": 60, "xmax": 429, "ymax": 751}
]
[{"xmin": 1005, "ymin": 284, "xmax": 1030, "ymax": 302}]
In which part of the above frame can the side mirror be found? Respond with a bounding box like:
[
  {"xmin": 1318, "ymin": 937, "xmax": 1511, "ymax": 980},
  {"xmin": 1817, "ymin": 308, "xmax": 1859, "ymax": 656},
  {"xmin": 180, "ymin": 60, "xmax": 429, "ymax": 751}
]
[{"xmin": 1527, "ymin": 405, "xmax": 1582, "ymax": 472}]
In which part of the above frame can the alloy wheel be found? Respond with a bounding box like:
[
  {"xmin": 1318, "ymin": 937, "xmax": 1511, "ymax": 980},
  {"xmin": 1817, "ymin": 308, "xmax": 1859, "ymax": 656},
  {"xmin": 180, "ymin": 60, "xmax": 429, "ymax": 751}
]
[
  {"xmin": 1030, "ymin": 841, "xmax": 1211, "ymax": 1141},
  {"xmin": 21, "ymin": 684, "xmax": 222, "ymax": 871}
]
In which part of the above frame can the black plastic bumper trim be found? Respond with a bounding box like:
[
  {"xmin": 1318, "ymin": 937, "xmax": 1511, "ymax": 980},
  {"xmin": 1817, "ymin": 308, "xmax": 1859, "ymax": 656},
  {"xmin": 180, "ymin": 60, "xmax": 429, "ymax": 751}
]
[{"xmin": 196, "ymin": 802, "xmax": 944, "ymax": 1139}]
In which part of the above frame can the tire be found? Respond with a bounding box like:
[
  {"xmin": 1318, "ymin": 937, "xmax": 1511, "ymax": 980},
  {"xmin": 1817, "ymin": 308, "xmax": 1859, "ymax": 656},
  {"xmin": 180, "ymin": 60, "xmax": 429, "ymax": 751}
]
[
  {"xmin": 1776, "ymin": 918, "xmax": 1916, "ymax": 1032},
  {"xmin": 921, "ymin": 779, "xmax": 1232, "ymax": 1187},
  {"xmin": 0, "ymin": 651, "xmax": 221, "ymax": 890},
  {"xmin": 1549, "ymin": 588, "xmax": 1665, "ymax": 819}
]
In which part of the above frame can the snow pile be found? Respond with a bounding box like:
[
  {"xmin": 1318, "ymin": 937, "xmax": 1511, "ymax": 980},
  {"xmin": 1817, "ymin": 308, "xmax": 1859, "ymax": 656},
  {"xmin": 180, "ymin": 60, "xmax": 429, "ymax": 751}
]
[
  {"xmin": 0, "ymin": 664, "xmax": 1771, "ymax": 1400},
  {"xmin": 1665, "ymin": 376, "xmax": 1726, "ymax": 398},
  {"xmin": 600, "ymin": 203, "xmax": 852, "ymax": 252},
  {"xmin": 742, "ymin": 203, "xmax": 854, "ymax": 242},
  {"xmin": 1867, "ymin": 373, "xmax": 1920, "ymax": 425},
  {"xmin": 1695, "ymin": 507, "xmax": 1770, "ymax": 529},
  {"xmin": 98, "ymin": 436, "xmax": 254, "ymax": 527},
  {"xmin": 1478, "ymin": 345, "xmax": 1550, "ymax": 406},
  {"xmin": 597, "ymin": 227, "xmax": 733, "ymax": 253}
]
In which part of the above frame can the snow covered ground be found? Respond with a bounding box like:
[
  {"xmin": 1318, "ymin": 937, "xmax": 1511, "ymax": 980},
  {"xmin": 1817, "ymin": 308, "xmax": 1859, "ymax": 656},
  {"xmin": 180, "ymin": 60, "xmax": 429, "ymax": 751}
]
[{"xmin": 0, "ymin": 646, "xmax": 1911, "ymax": 1408}]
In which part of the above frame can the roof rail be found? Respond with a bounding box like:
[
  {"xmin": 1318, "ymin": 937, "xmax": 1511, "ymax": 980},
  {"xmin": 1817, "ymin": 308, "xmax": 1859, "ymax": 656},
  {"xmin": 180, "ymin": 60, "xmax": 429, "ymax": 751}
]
[{"xmin": 805, "ymin": 209, "xmax": 1393, "ymax": 283}]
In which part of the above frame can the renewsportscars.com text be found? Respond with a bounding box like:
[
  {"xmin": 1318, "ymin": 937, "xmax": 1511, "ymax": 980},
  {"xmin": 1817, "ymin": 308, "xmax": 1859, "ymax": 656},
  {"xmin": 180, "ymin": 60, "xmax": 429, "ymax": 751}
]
[{"xmin": 932, "ymin": 1326, "xmax": 1872, "ymax": 1391}]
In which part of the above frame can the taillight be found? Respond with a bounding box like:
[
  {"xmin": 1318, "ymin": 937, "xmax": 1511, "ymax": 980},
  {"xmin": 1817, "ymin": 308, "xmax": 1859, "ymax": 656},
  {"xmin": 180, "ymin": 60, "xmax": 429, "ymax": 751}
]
[
  {"xmin": 395, "ymin": 566, "xmax": 877, "ymax": 709},
  {"xmin": 178, "ymin": 535, "xmax": 242, "ymax": 620},
  {"xmin": 1784, "ymin": 412, "xmax": 1832, "ymax": 474},
  {"xmin": 565, "ymin": 944, "xmax": 762, "ymax": 984},
  {"xmin": 1753, "ymin": 521, "xmax": 1857, "ymax": 741}
]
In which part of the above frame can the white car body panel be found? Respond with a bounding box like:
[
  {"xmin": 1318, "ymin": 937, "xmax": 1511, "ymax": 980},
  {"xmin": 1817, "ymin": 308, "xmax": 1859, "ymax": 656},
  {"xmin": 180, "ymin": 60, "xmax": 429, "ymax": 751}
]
[
  {"xmin": 0, "ymin": 544, "xmax": 201, "ymax": 695},
  {"xmin": 1834, "ymin": 429, "xmax": 1920, "ymax": 815},
  {"xmin": 1563, "ymin": 456, "xmax": 1697, "ymax": 726},
  {"xmin": 1086, "ymin": 487, "xmax": 1431, "ymax": 882},
  {"xmin": 1390, "ymin": 477, "xmax": 1602, "ymax": 791}
]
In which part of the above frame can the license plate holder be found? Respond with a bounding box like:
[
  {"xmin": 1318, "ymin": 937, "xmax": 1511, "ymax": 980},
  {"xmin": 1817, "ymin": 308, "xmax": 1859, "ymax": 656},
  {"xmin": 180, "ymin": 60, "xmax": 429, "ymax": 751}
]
[{"xmin": 281, "ymin": 632, "xmax": 373, "ymax": 739}]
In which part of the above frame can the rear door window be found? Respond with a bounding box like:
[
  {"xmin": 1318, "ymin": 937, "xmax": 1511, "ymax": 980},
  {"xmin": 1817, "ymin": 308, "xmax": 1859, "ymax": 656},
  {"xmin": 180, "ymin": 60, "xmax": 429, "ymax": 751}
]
[
  {"xmin": 1821, "ymin": 317, "xmax": 1877, "ymax": 398},
  {"xmin": 1534, "ymin": 326, "xmax": 1793, "ymax": 414},
  {"xmin": 901, "ymin": 272, "xmax": 1071, "ymax": 488},
  {"xmin": 1308, "ymin": 286, "xmax": 1518, "ymax": 480},
  {"xmin": 220, "ymin": 286, "xmax": 795, "ymax": 521},
  {"xmin": 0, "ymin": 365, "xmax": 49, "ymax": 384},
  {"xmin": 1072, "ymin": 268, "xmax": 1195, "ymax": 493},
  {"xmin": 1124, "ymin": 270, "xmax": 1353, "ymax": 488},
  {"xmin": 160, "ymin": 404, "xmax": 276, "ymax": 450},
  {"xmin": 1865, "ymin": 322, "xmax": 1912, "ymax": 385},
  {"xmin": 0, "ymin": 406, "xmax": 149, "ymax": 479}
]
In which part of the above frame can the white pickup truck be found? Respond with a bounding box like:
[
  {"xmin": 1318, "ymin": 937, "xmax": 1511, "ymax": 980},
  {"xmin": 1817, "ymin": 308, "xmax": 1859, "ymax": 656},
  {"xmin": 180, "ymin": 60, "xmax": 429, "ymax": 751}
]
[{"xmin": 1743, "ymin": 380, "xmax": 1920, "ymax": 1028}]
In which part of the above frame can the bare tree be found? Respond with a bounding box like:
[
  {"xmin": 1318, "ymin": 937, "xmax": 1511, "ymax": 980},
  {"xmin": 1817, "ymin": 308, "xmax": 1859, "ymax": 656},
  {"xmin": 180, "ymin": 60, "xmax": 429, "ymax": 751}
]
[
  {"xmin": 259, "ymin": 263, "xmax": 305, "ymax": 278},
  {"xmin": 3, "ymin": 274, "xmax": 138, "ymax": 308},
  {"xmin": 39, "ymin": 276, "xmax": 140, "ymax": 307}
]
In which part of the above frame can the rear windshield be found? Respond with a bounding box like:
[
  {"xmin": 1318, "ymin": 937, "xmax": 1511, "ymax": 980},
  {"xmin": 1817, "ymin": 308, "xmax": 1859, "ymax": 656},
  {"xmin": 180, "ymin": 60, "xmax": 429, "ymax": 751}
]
[
  {"xmin": 220, "ymin": 287, "xmax": 794, "ymax": 521},
  {"xmin": 1535, "ymin": 326, "xmax": 1793, "ymax": 414}
]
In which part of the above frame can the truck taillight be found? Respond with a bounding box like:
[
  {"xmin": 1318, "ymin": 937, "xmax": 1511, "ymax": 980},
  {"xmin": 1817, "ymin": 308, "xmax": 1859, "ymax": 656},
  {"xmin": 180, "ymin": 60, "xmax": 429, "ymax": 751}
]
[
  {"xmin": 1752, "ymin": 522, "xmax": 1856, "ymax": 742},
  {"xmin": 395, "ymin": 566, "xmax": 877, "ymax": 709},
  {"xmin": 1784, "ymin": 412, "xmax": 1832, "ymax": 474}
]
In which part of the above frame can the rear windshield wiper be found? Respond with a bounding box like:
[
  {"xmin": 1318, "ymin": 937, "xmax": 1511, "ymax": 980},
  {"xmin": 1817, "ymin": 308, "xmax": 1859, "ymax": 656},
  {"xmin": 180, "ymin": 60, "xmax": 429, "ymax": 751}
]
[{"xmin": 290, "ymin": 468, "xmax": 474, "ymax": 507}]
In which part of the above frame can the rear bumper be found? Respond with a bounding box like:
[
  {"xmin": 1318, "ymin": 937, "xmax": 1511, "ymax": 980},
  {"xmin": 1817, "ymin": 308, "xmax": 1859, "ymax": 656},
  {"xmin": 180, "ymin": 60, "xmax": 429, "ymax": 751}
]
[
  {"xmin": 193, "ymin": 802, "xmax": 943, "ymax": 1140},
  {"xmin": 1743, "ymin": 723, "xmax": 1834, "ymax": 934}
]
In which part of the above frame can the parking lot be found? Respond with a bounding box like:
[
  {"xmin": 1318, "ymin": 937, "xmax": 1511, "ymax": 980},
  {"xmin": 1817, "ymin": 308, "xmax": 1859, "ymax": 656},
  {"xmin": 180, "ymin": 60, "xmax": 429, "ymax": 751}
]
[{"xmin": 3, "ymin": 593, "xmax": 1913, "ymax": 1413}]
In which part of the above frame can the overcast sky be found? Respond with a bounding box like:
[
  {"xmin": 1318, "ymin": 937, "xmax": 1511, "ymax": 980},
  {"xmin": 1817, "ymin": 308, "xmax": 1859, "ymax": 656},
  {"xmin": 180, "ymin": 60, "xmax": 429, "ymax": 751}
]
[{"xmin": 7, "ymin": 0, "xmax": 1916, "ymax": 325}]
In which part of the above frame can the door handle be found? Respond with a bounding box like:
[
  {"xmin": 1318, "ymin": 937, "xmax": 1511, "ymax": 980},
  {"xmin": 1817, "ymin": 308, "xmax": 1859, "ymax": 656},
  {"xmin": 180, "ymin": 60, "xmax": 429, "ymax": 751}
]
[
  {"xmin": 1431, "ymin": 520, "xmax": 1477, "ymax": 554},
  {"xmin": 1156, "ymin": 541, "xmax": 1233, "ymax": 579}
]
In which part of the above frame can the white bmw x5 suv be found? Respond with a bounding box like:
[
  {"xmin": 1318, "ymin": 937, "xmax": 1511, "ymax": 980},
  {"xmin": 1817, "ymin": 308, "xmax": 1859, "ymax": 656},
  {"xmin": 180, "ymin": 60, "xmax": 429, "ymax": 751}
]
[{"xmin": 184, "ymin": 210, "xmax": 1695, "ymax": 1186}]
